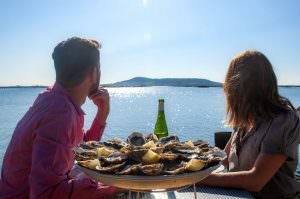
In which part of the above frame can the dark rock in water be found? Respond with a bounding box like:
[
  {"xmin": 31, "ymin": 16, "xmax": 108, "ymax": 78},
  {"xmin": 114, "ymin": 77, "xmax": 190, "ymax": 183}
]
[{"xmin": 127, "ymin": 132, "xmax": 146, "ymax": 146}]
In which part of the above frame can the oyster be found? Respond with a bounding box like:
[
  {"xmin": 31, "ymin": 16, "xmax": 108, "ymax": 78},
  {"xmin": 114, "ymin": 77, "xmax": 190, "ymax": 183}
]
[
  {"xmin": 140, "ymin": 163, "xmax": 163, "ymax": 175},
  {"xmin": 95, "ymin": 162, "xmax": 126, "ymax": 173},
  {"xmin": 163, "ymin": 161, "xmax": 187, "ymax": 175},
  {"xmin": 145, "ymin": 133, "xmax": 158, "ymax": 142},
  {"xmin": 100, "ymin": 152, "xmax": 128, "ymax": 165},
  {"xmin": 162, "ymin": 141, "xmax": 183, "ymax": 151},
  {"xmin": 127, "ymin": 132, "xmax": 146, "ymax": 146},
  {"xmin": 127, "ymin": 148, "xmax": 148, "ymax": 162},
  {"xmin": 116, "ymin": 164, "xmax": 141, "ymax": 175},
  {"xmin": 160, "ymin": 135, "xmax": 179, "ymax": 145},
  {"xmin": 104, "ymin": 138, "xmax": 129, "ymax": 150},
  {"xmin": 160, "ymin": 153, "xmax": 178, "ymax": 162},
  {"xmin": 172, "ymin": 146, "xmax": 201, "ymax": 154},
  {"xmin": 79, "ymin": 141, "xmax": 104, "ymax": 150},
  {"xmin": 193, "ymin": 140, "xmax": 209, "ymax": 148},
  {"xmin": 151, "ymin": 146, "xmax": 164, "ymax": 154},
  {"xmin": 77, "ymin": 159, "xmax": 100, "ymax": 170}
]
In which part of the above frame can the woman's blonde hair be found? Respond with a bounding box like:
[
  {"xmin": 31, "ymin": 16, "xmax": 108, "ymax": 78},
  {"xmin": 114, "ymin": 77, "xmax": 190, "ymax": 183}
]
[{"xmin": 224, "ymin": 50, "xmax": 294, "ymax": 128}]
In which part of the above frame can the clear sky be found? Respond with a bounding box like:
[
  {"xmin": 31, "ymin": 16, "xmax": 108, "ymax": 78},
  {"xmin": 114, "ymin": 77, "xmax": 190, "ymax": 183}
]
[{"xmin": 0, "ymin": 0, "xmax": 299, "ymax": 86}]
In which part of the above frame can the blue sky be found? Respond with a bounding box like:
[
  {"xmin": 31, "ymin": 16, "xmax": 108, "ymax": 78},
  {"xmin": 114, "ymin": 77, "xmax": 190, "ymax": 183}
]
[{"xmin": 0, "ymin": 0, "xmax": 299, "ymax": 86}]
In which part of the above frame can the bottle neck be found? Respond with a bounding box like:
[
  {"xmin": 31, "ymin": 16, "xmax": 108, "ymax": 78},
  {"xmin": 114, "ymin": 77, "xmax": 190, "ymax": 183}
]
[{"xmin": 158, "ymin": 102, "xmax": 164, "ymax": 111}]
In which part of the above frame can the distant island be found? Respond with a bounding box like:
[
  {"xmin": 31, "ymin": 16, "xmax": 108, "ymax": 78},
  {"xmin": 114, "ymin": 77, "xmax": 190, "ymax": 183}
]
[
  {"xmin": 102, "ymin": 77, "xmax": 222, "ymax": 87},
  {"xmin": 0, "ymin": 77, "xmax": 299, "ymax": 88}
]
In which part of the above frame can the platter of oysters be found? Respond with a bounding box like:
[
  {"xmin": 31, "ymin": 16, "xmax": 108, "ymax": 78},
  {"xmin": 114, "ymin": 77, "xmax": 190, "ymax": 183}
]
[{"xmin": 75, "ymin": 132, "xmax": 226, "ymax": 191}]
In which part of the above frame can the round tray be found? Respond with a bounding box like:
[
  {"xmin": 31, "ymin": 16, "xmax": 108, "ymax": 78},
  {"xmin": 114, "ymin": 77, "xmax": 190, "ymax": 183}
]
[{"xmin": 75, "ymin": 162, "xmax": 224, "ymax": 191}]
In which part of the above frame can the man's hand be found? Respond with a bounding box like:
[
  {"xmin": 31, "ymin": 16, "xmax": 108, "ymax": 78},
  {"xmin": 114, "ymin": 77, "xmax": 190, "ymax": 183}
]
[{"xmin": 88, "ymin": 88, "xmax": 110, "ymax": 126}]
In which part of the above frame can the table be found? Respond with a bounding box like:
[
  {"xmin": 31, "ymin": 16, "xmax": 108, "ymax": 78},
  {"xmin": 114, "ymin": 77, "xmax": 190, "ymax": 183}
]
[{"xmin": 115, "ymin": 186, "xmax": 255, "ymax": 199}]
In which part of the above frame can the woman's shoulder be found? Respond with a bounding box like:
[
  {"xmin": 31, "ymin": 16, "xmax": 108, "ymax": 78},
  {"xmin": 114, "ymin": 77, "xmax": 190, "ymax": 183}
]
[
  {"xmin": 260, "ymin": 109, "xmax": 300, "ymax": 159},
  {"xmin": 272, "ymin": 109, "xmax": 300, "ymax": 129}
]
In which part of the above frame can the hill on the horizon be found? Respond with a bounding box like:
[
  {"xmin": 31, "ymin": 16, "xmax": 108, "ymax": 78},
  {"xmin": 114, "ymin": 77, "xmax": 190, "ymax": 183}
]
[{"xmin": 102, "ymin": 77, "xmax": 222, "ymax": 87}]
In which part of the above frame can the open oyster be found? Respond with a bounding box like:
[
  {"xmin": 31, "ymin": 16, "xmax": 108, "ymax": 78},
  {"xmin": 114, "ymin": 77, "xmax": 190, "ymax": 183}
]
[
  {"xmin": 193, "ymin": 140, "xmax": 209, "ymax": 148},
  {"xmin": 140, "ymin": 163, "xmax": 163, "ymax": 175},
  {"xmin": 104, "ymin": 138, "xmax": 129, "ymax": 150},
  {"xmin": 95, "ymin": 162, "xmax": 126, "ymax": 173},
  {"xmin": 77, "ymin": 159, "xmax": 100, "ymax": 170},
  {"xmin": 145, "ymin": 133, "xmax": 158, "ymax": 142},
  {"xmin": 163, "ymin": 161, "xmax": 186, "ymax": 175},
  {"xmin": 160, "ymin": 135, "xmax": 179, "ymax": 145},
  {"xmin": 79, "ymin": 141, "xmax": 104, "ymax": 150},
  {"xmin": 116, "ymin": 164, "xmax": 141, "ymax": 175},
  {"xmin": 127, "ymin": 132, "xmax": 146, "ymax": 146},
  {"xmin": 100, "ymin": 152, "xmax": 128, "ymax": 165}
]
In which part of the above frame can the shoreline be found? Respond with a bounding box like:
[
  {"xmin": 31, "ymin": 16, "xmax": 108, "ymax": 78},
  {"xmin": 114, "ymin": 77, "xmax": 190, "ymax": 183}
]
[{"xmin": 1, "ymin": 85, "xmax": 300, "ymax": 89}]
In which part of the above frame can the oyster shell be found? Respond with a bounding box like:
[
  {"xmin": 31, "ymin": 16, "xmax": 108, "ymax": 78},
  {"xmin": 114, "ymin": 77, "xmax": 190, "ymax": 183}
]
[
  {"xmin": 160, "ymin": 135, "xmax": 179, "ymax": 144},
  {"xmin": 162, "ymin": 141, "xmax": 183, "ymax": 151},
  {"xmin": 145, "ymin": 133, "xmax": 158, "ymax": 142},
  {"xmin": 140, "ymin": 163, "xmax": 163, "ymax": 175},
  {"xmin": 95, "ymin": 162, "xmax": 126, "ymax": 173},
  {"xmin": 77, "ymin": 159, "xmax": 100, "ymax": 170},
  {"xmin": 79, "ymin": 141, "xmax": 104, "ymax": 150},
  {"xmin": 160, "ymin": 153, "xmax": 178, "ymax": 162},
  {"xmin": 127, "ymin": 148, "xmax": 148, "ymax": 162},
  {"xmin": 172, "ymin": 146, "xmax": 201, "ymax": 154},
  {"xmin": 127, "ymin": 132, "xmax": 146, "ymax": 146},
  {"xmin": 100, "ymin": 152, "xmax": 128, "ymax": 165},
  {"xmin": 104, "ymin": 138, "xmax": 129, "ymax": 150},
  {"xmin": 163, "ymin": 161, "xmax": 187, "ymax": 175},
  {"xmin": 193, "ymin": 140, "xmax": 209, "ymax": 148},
  {"xmin": 116, "ymin": 164, "xmax": 141, "ymax": 175}
]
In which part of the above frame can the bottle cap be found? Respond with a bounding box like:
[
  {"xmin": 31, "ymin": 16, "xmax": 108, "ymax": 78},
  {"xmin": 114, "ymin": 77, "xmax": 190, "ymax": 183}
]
[{"xmin": 158, "ymin": 99, "xmax": 164, "ymax": 103}]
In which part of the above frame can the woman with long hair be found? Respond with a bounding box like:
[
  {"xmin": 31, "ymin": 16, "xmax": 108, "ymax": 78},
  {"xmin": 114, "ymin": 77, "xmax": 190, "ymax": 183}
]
[{"xmin": 201, "ymin": 51, "xmax": 300, "ymax": 199}]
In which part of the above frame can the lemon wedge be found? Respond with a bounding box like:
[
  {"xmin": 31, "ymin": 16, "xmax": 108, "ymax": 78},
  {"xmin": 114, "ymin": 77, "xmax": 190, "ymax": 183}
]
[
  {"xmin": 185, "ymin": 159, "xmax": 205, "ymax": 171},
  {"xmin": 96, "ymin": 147, "xmax": 114, "ymax": 157},
  {"xmin": 142, "ymin": 150, "xmax": 161, "ymax": 164},
  {"xmin": 143, "ymin": 140, "xmax": 156, "ymax": 149},
  {"xmin": 184, "ymin": 140, "xmax": 194, "ymax": 147}
]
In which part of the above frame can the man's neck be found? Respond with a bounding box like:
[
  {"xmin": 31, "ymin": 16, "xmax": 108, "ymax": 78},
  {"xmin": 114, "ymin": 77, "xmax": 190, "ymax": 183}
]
[{"xmin": 65, "ymin": 86, "xmax": 88, "ymax": 107}]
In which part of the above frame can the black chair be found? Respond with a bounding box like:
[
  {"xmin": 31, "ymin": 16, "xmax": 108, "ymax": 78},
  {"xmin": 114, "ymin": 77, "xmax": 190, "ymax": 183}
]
[{"xmin": 214, "ymin": 131, "xmax": 232, "ymax": 149}]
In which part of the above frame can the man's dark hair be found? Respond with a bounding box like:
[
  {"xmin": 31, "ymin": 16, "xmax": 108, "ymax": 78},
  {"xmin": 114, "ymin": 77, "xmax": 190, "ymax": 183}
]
[{"xmin": 52, "ymin": 37, "xmax": 101, "ymax": 88}]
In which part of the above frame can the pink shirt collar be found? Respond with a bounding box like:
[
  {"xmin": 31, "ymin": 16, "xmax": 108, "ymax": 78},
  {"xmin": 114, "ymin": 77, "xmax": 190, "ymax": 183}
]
[{"xmin": 50, "ymin": 82, "xmax": 85, "ymax": 116}]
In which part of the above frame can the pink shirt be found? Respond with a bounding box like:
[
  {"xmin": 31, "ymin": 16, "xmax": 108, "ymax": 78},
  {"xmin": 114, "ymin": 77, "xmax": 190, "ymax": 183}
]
[{"xmin": 0, "ymin": 83, "xmax": 116, "ymax": 199}]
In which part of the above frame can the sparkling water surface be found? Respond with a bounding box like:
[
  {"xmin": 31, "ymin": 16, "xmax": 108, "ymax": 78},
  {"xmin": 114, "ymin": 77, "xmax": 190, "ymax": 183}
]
[{"xmin": 0, "ymin": 87, "xmax": 300, "ymax": 172}]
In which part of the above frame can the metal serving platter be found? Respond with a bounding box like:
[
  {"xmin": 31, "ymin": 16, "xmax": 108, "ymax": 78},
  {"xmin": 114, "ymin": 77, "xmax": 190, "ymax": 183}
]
[{"xmin": 75, "ymin": 151, "xmax": 226, "ymax": 191}]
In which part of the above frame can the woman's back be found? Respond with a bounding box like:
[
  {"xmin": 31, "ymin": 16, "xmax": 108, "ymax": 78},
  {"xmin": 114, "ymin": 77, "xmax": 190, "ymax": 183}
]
[{"xmin": 229, "ymin": 110, "xmax": 300, "ymax": 198}]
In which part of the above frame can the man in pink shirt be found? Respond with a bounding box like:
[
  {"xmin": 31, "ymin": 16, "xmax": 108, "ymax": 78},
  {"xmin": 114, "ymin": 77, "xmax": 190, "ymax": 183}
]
[{"xmin": 0, "ymin": 37, "xmax": 119, "ymax": 198}]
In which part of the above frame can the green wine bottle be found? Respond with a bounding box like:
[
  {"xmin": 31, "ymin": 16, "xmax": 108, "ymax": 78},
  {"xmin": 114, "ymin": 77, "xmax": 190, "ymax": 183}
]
[{"xmin": 154, "ymin": 99, "xmax": 169, "ymax": 139}]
